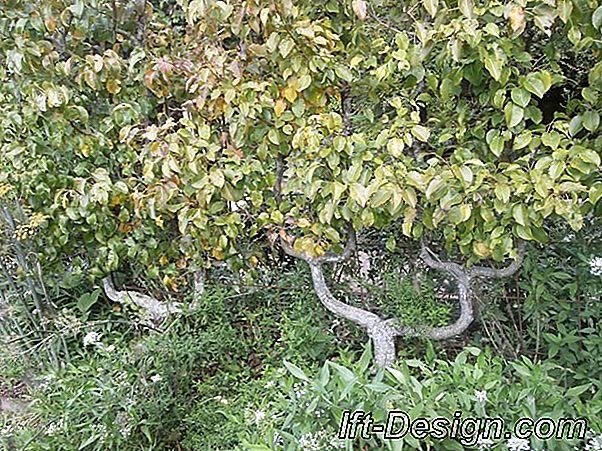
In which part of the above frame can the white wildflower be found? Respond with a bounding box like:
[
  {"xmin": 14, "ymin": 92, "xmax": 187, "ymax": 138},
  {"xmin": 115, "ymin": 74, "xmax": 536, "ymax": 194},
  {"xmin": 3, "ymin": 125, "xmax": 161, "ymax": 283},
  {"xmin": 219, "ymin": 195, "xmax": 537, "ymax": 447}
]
[
  {"xmin": 150, "ymin": 374, "xmax": 163, "ymax": 384},
  {"xmin": 83, "ymin": 331, "xmax": 101, "ymax": 347},
  {"xmin": 215, "ymin": 395, "xmax": 228, "ymax": 405},
  {"xmin": 293, "ymin": 382, "xmax": 308, "ymax": 399},
  {"xmin": 477, "ymin": 437, "xmax": 494, "ymax": 450},
  {"xmin": 590, "ymin": 257, "xmax": 602, "ymax": 276},
  {"xmin": 254, "ymin": 409, "xmax": 266, "ymax": 424},
  {"xmin": 299, "ymin": 432, "xmax": 322, "ymax": 451},
  {"xmin": 507, "ymin": 437, "xmax": 530, "ymax": 451},
  {"xmin": 585, "ymin": 432, "xmax": 602, "ymax": 451},
  {"xmin": 475, "ymin": 390, "xmax": 488, "ymax": 402},
  {"xmin": 115, "ymin": 412, "xmax": 132, "ymax": 438},
  {"xmin": 265, "ymin": 380, "xmax": 275, "ymax": 389},
  {"xmin": 329, "ymin": 436, "xmax": 346, "ymax": 449}
]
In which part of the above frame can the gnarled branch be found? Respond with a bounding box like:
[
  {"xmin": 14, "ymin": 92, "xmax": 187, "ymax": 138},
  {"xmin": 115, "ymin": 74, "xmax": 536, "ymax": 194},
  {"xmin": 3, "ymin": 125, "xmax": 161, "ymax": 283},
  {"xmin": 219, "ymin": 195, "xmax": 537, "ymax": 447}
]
[
  {"xmin": 420, "ymin": 238, "xmax": 465, "ymax": 280},
  {"xmin": 102, "ymin": 276, "xmax": 180, "ymax": 322},
  {"xmin": 468, "ymin": 241, "xmax": 526, "ymax": 279}
]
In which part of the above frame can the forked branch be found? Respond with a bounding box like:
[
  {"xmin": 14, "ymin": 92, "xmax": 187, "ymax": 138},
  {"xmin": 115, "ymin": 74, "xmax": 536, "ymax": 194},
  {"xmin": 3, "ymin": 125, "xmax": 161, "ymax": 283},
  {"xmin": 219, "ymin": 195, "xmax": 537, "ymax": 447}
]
[{"xmin": 468, "ymin": 241, "xmax": 526, "ymax": 279}]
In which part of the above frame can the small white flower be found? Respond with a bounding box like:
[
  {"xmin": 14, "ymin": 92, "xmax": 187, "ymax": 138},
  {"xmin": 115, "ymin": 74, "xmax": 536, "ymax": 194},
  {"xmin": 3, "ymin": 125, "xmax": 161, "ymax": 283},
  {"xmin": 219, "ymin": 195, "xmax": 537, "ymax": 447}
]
[
  {"xmin": 475, "ymin": 390, "xmax": 488, "ymax": 402},
  {"xmin": 253, "ymin": 409, "xmax": 266, "ymax": 424},
  {"xmin": 329, "ymin": 436, "xmax": 346, "ymax": 449},
  {"xmin": 477, "ymin": 437, "xmax": 494, "ymax": 450},
  {"xmin": 293, "ymin": 382, "xmax": 308, "ymax": 398},
  {"xmin": 83, "ymin": 331, "xmax": 101, "ymax": 347},
  {"xmin": 562, "ymin": 233, "xmax": 575, "ymax": 243},
  {"xmin": 507, "ymin": 437, "xmax": 530, "ymax": 451},
  {"xmin": 585, "ymin": 432, "xmax": 602, "ymax": 451},
  {"xmin": 150, "ymin": 374, "xmax": 162, "ymax": 384},
  {"xmin": 265, "ymin": 380, "xmax": 275, "ymax": 389},
  {"xmin": 215, "ymin": 395, "xmax": 228, "ymax": 405},
  {"xmin": 104, "ymin": 344, "xmax": 115, "ymax": 353},
  {"xmin": 590, "ymin": 257, "xmax": 602, "ymax": 276}
]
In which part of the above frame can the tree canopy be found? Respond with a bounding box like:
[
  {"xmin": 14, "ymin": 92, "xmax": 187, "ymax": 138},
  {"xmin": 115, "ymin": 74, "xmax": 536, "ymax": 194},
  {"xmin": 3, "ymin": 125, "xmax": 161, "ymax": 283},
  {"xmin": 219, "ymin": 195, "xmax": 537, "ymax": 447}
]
[{"xmin": 1, "ymin": 0, "xmax": 601, "ymax": 286}]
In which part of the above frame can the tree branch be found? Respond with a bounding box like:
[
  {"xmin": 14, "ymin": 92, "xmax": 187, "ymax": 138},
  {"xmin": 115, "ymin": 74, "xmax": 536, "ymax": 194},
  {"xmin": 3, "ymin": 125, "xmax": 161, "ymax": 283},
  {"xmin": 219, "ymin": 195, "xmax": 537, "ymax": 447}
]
[
  {"xmin": 419, "ymin": 238, "xmax": 465, "ymax": 280},
  {"xmin": 273, "ymin": 156, "xmax": 284, "ymax": 204},
  {"xmin": 308, "ymin": 263, "xmax": 382, "ymax": 329},
  {"xmin": 102, "ymin": 275, "xmax": 180, "ymax": 322},
  {"xmin": 468, "ymin": 241, "xmax": 526, "ymax": 279}
]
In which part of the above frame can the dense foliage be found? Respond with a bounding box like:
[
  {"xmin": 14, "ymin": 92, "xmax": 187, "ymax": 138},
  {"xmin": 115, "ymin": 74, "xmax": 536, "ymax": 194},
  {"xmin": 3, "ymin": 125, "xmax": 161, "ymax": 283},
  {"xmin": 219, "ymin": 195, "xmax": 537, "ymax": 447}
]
[
  {"xmin": 1, "ymin": 0, "xmax": 601, "ymax": 282},
  {"xmin": 1, "ymin": 0, "xmax": 602, "ymax": 450}
]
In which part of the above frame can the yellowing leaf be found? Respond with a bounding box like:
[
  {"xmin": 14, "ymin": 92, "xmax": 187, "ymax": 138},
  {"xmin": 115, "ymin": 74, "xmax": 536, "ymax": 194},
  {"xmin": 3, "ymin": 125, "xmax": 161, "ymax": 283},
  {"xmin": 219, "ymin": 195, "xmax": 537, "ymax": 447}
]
[
  {"xmin": 458, "ymin": 0, "xmax": 474, "ymax": 18},
  {"xmin": 507, "ymin": 5, "xmax": 525, "ymax": 37},
  {"xmin": 274, "ymin": 98, "xmax": 286, "ymax": 117},
  {"xmin": 387, "ymin": 138, "xmax": 405, "ymax": 157},
  {"xmin": 278, "ymin": 38, "xmax": 294, "ymax": 58},
  {"xmin": 283, "ymin": 86, "xmax": 298, "ymax": 103},
  {"xmin": 106, "ymin": 79, "xmax": 121, "ymax": 95}
]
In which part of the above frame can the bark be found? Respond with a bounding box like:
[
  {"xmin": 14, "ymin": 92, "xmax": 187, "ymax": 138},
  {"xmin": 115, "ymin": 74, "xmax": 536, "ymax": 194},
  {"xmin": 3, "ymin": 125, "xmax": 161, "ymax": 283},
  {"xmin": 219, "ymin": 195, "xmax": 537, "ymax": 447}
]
[{"xmin": 102, "ymin": 276, "xmax": 181, "ymax": 322}]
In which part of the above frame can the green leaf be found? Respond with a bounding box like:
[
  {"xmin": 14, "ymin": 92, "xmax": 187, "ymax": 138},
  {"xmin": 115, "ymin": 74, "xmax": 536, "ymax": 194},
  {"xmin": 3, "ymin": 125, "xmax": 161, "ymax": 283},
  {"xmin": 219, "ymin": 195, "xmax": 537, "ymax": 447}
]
[
  {"xmin": 569, "ymin": 116, "xmax": 583, "ymax": 136},
  {"xmin": 505, "ymin": 103, "xmax": 524, "ymax": 128},
  {"xmin": 422, "ymin": 0, "xmax": 439, "ymax": 17},
  {"xmin": 541, "ymin": 131, "xmax": 561, "ymax": 149},
  {"xmin": 523, "ymin": 74, "xmax": 547, "ymax": 98},
  {"xmin": 77, "ymin": 289, "xmax": 100, "ymax": 313},
  {"xmin": 511, "ymin": 88, "xmax": 531, "ymax": 108},
  {"xmin": 297, "ymin": 74, "xmax": 312, "ymax": 91},
  {"xmin": 412, "ymin": 125, "xmax": 430, "ymax": 142},
  {"xmin": 425, "ymin": 177, "xmax": 444, "ymax": 200},
  {"xmin": 490, "ymin": 136, "xmax": 504, "ymax": 157},
  {"xmin": 385, "ymin": 235, "xmax": 396, "ymax": 252},
  {"xmin": 78, "ymin": 434, "xmax": 100, "ymax": 450},
  {"xmin": 350, "ymin": 183, "xmax": 370, "ymax": 207},
  {"xmin": 334, "ymin": 65, "xmax": 354, "ymax": 82},
  {"xmin": 513, "ymin": 130, "xmax": 532, "ymax": 149},
  {"xmin": 484, "ymin": 53, "xmax": 502, "ymax": 81},
  {"xmin": 283, "ymin": 360, "xmax": 309, "ymax": 381},
  {"xmin": 458, "ymin": 166, "xmax": 473, "ymax": 185},
  {"xmin": 448, "ymin": 204, "xmax": 472, "ymax": 224},
  {"xmin": 515, "ymin": 224, "xmax": 534, "ymax": 240},
  {"xmin": 593, "ymin": 6, "xmax": 602, "ymax": 29},
  {"xmin": 582, "ymin": 110, "xmax": 600, "ymax": 132},
  {"xmin": 512, "ymin": 204, "xmax": 528, "ymax": 226},
  {"xmin": 549, "ymin": 161, "xmax": 565, "ymax": 179},
  {"xmin": 589, "ymin": 183, "xmax": 602, "ymax": 204},
  {"xmin": 579, "ymin": 149, "xmax": 601, "ymax": 166},
  {"xmin": 566, "ymin": 383, "xmax": 592, "ymax": 398}
]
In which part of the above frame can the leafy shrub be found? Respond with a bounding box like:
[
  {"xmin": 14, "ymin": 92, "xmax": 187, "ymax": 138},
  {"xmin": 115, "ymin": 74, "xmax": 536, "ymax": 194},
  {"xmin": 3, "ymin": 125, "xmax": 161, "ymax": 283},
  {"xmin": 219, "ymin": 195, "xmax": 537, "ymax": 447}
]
[{"xmin": 245, "ymin": 346, "xmax": 601, "ymax": 451}]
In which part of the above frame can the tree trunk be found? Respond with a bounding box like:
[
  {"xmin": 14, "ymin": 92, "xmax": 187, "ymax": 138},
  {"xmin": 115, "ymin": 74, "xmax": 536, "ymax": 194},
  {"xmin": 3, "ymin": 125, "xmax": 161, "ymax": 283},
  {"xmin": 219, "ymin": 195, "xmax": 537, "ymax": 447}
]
[{"xmin": 368, "ymin": 321, "xmax": 397, "ymax": 367}]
